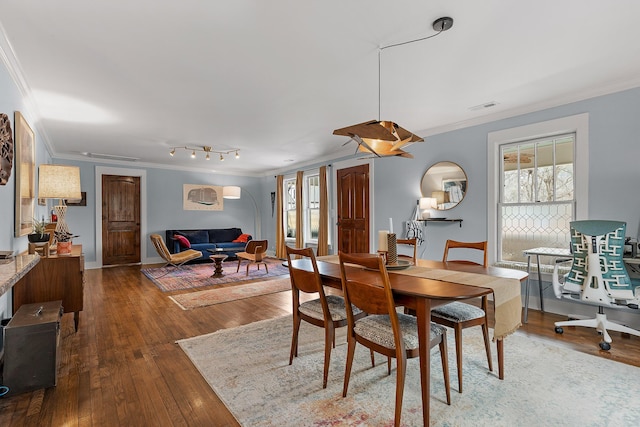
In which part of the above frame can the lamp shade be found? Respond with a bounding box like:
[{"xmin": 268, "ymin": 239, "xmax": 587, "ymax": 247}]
[
  {"xmin": 419, "ymin": 197, "xmax": 435, "ymax": 210},
  {"xmin": 222, "ymin": 185, "xmax": 241, "ymax": 199},
  {"xmin": 431, "ymin": 191, "xmax": 448, "ymax": 206},
  {"xmin": 38, "ymin": 164, "xmax": 82, "ymax": 199}
]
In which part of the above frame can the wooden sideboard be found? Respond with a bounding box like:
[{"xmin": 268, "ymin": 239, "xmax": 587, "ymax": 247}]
[{"xmin": 13, "ymin": 245, "xmax": 84, "ymax": 331}]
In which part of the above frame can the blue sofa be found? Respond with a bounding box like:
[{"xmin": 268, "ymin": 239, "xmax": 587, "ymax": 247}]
[{"xmin": 166, "ymin": 228, "xmax": 251, "ymax": 262}]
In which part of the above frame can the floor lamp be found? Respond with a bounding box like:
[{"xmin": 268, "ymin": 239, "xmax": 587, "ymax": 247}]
[
  {"xmin": 223, "ymin": 186, "xmax": 261, "ymax": 239},
  {"xmin": 38, "ymin": 164, "xmax": 82, "ymax": 242}
]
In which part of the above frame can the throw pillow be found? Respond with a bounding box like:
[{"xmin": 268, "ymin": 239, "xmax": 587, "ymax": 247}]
[
  {"xmin": 233, "ymin": 233, "xmax": 251, "ymax": 243},
  {"xmin": 174, "ymin": 234, "xmax": 191, "ymax": 248}
]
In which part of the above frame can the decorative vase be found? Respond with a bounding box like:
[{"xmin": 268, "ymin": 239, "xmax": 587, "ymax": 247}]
[{"xmin": 57, "ymin": 241, "xmax": 72, "ymax": 255}]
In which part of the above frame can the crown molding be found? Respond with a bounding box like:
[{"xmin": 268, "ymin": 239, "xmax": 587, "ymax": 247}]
[{"xmin": 0, "ymin": 22, "xmax": 55, "ymax": 158}]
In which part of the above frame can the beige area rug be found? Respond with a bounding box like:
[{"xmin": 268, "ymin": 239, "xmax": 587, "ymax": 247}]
[
  {"xmin": 169, "ymin": 278, "xmax": 291, "ymax": 310},
  {"xmin": 178, "ymin": 315, "xmax": 640, "ymax": 427}
]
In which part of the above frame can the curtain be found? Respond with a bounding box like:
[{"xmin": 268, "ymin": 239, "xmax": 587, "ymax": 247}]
[
  {"xmin": 275, "ymin": 175, "xmax": 286, "ymax": 259},
  {"xmin": 317, "ymin": 166, "xmax": 329, "ymax": 256},
  {"xmin": 295, "ymin": 170, "xmax": 304, "ymax": 249}
]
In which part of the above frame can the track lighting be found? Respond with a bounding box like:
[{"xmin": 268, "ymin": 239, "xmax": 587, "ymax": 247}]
[{"xmin": 168, "ymin": 145, "xmax": 241, "ymax": 161}]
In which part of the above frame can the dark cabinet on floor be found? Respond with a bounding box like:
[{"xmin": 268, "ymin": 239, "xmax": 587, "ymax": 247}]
[{"xmin": 2, "ymin": 301, "xmax": 63, "ymax": 395}]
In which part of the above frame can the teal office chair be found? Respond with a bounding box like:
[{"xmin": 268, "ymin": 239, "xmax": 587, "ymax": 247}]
[{"xmin": 552, "ymin": 220, "xmax": 640, "ymax": 350}]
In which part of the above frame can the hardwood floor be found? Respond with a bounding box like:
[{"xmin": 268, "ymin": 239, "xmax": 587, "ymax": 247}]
[{"xmin": 1, "ymin": 263, "xmax": 639, "ymax": 426}]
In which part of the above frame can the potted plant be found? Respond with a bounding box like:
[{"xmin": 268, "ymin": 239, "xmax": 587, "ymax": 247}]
[
  {"xmin": 28, "ymin": 218, "xmax": 50, "ymax": 243},
  {"xmin": 55, "ymin": 230, "xmax": 78, "ymax": 255}
]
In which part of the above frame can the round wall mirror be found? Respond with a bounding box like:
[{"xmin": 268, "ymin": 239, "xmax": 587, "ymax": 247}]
[{"xmin": 420, "ymin": 161, "xmax": 467, "ymax": 210}]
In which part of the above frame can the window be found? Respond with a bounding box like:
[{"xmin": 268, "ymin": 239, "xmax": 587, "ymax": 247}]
[
  {"xmin": 487, "ymin": 113, "xmax": 589, "ymax": 265},
  {"xmin": 499, "ymin": 134, "xmax": 574, "ymax": 262},
  {"xmin": 283, "ymin": 171, "xmax": 323, "ymax": 244},
  {"xmin": 284, "ymin": 177, "xmax": 296, "ymax": 239},
  {"xmin": 305, "ymin": 174, "xmax": 320, "ymax": 242}
]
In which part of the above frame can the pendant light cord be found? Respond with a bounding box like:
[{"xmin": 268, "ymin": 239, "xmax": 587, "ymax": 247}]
[{"xmin": 377, "ymin": 25, "xmax": 449, "ymax": 121}]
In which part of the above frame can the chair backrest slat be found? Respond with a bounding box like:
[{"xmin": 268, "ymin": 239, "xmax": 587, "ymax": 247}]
[
  {"xmin": 150, "ymin": 234, "xmax": 171, "ymax": 262},
  {"xmin": 442, "ymin": 239, "xmax": 488, "ymax": 267},
  {"xmin": 285, "ymin": 246, "xmax": 323, "ymax": 295},
  {"xmin": 338, "ymin": 252, "xmax": 396, "ymax": 316}
]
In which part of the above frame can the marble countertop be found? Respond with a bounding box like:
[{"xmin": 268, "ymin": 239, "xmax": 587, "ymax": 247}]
[{"xmin": 0, "ymin": 254, "xmax": 40, "ymax": 297}]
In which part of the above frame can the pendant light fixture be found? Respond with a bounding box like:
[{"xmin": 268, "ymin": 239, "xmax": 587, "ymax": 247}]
[{"xmin": 333, "ymin": 17, "xmax": 454, "ymax": 158}]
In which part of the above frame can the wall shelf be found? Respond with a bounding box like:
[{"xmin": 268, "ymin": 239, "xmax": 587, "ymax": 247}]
[{"xmin": 419, "ymin": 218, "xmax": 463, "ymax": 228}]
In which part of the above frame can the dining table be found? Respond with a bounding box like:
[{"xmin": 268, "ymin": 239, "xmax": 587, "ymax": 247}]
[{"xmin": 288, "ymin": 255, "xmax": 528, "ymax": 426}]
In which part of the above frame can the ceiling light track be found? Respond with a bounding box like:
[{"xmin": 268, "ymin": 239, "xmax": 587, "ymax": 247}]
[{"xmin": 169, "ymin": 145, "xmax": 240, "ymax": 161}]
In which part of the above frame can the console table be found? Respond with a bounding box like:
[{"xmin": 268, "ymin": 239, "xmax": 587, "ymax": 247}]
[
  {"xmin": 0, "ymin": 254, "xmax": 40, "ymax": 297},
  {"xmin": 12, "ymin": 245, "xmax": 84, "ymax": 331}
]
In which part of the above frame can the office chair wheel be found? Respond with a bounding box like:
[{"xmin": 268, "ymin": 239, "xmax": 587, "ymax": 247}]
[
  {"xmin": 555, "ymin": 326, "xmax": 564, "ymax": 334},
  {"xmin": 599, "ymin": 341, "xmax": 611, "ymax": 351}
]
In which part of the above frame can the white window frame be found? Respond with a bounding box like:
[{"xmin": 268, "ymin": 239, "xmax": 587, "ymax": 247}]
[
  {"xmin": 282, "ymin": 170, "xmax": 323, "ymax": 247},
  {"xmin": 304, "ymin": 172, "xmax": 320, "ymax": 244},
  {"xmin": 487, "ymin": 113, "xmax": 589, "ymax": 265},
  {"xmin": 284, "ymin": 176, "xmax": 296, "ymax": 242}
]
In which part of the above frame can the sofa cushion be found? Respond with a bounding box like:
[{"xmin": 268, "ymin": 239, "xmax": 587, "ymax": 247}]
[
  {"xmin": 173, "ymin": 234, "xmax": 191, "ymax": 248},
  {"xmin": 209, "ymin": 228, "xmax": 242, "ymax": 243},
  {"xmin": 178, "ymin": 230, "xmax": 209, "ymax": 244}
]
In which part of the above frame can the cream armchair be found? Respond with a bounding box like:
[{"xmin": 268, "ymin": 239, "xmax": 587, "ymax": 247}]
[{"xmin": 150, "ymin": 234, "xmax": 202, "ymax": 274}]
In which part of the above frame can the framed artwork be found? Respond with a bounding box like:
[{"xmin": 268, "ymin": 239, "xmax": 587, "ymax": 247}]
[
  {"xmin": 65, "ymin": 191, "xmax": 87, "ymax": 206},
  {"xmin": 0, "ymin": 113, "xmax": 13, "ymax": 186},
  {"xmin": 183, "ymin": 184, "xmax": 224, "ymax": 211},
  {"xmin": 442, "ymin": 178, "xmax": 467, "ymax": 194},
  {"xmin": 14, "ymin": 112, "xmax": 35, "ymax": 237}
]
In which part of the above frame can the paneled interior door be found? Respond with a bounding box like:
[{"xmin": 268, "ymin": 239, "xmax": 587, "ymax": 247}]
[
  {"xmin": 336, "ymin": 164, "xmax": 369, "ymax": 253},
  {"xmin": 102, "ymin": 175, "xmax": 141, "ymax": 265}
]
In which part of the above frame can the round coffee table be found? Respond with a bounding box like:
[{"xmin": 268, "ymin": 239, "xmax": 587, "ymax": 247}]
[{"xmin": 209, "ymin": 254, "xmax": 228, "ymax": 278}]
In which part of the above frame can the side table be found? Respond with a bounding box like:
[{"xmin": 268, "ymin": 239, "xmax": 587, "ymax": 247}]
[{"xmin": 209, "ymin": 254, "xmax": 228, "ymax": 278}]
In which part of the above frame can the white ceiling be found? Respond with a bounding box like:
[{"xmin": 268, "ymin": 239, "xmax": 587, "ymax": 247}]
[{"xmin": 2, "ymin": 1, "xmax": 640, "ymax": 176}]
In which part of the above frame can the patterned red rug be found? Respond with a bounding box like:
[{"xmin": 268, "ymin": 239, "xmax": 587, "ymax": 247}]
[
  {"xmin": 169, "ymin": 278, "xmax": 291, "ymax": 310},
  {"xmin": 141, "ymin": 258, "xmax": 289, "ymax": 292}
]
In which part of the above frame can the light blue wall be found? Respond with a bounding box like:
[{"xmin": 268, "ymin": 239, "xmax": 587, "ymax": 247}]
[
  {"xmin": 50, "ymin": 158, "xmax": 264, "ymax": 265},
  {"xmin": 371, "ymin": 88, "xmax": 640, "ymax": 260},
  {"xmin": 0, "ymin": 61, "xmax": 51, "ymax": 318}
]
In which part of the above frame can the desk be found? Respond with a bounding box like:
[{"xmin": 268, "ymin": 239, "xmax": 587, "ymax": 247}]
[
  {"xmin": 289, "ymin": 257, "xmax": 527, "ymax": 426},
  {"xmin": 522, "ymin": 247, "xmax": 571, "ymax": 323}
]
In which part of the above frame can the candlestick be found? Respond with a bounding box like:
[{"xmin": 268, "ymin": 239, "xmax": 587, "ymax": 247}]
[{"xmin": 378, "ymin": 230, "xmax": 389, "ymax": 251}]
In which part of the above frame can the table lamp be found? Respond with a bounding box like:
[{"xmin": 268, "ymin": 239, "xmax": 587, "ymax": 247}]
[
  {"xmin": 419, "ymin": 197, "xmax": 436, "ymax": 219},
  {"xmin": 38, "ymin": 164, "xmax": 81, "ymax": 242}
]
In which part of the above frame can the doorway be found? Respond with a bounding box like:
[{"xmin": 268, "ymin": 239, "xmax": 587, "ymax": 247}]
[
  {"xmin": 336, "ymin": 164, "xmax": 370, "ymax": 253},
  {"xmin": 95, "ymin": 166, "xmax": 147, "ymax": 268},
  {"xmin": 102, "ymin": 175, "xmax": 141, "ymax": 265}
]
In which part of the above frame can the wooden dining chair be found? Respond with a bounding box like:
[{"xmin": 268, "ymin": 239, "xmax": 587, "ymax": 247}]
[
  {"xmin": 339, "ymin": 251, "xmax": 450, "ymax": 427},
  {"xmin": 431, "ymin": 239, "xmax": 491, "ymax": 393},
  {"xmin": 235, "ymin": 239, "xmax": 268, "ymax": 275},
  {"xmin": 286, "ymin": 246, "xmax": 366, "ymax": 389},
  {"xmin": 396, "ymin": 238, "xmax": 417, "ymax": 265}
]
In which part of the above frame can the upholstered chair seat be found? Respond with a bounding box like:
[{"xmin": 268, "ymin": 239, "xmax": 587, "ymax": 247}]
[
  {"xmin": 299, "ymin": 295, "xmax": 363, "ymax": 322},
  {"xmin": 431, "ymin": 302, "xmax": 485, "ymax": 322},
  {"xmin": 354, "ymin": 314, "xmax": 445, "ymax": 350}
]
